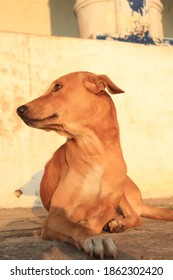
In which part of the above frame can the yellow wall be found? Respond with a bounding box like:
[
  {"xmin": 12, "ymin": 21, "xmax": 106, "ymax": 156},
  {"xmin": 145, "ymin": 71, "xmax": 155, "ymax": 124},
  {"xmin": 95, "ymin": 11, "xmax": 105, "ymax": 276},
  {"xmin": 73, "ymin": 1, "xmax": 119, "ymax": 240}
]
[
  {"xmin": 0, "ymin": 0, "xmax": 51, "ymax": 35},
  {"xmin": 0, "ymin": 31, "xmax": 173, "ymax": 208},
  {"xmin": 0, "ymin": 0, "xmax": 77, "ymax": 36}
]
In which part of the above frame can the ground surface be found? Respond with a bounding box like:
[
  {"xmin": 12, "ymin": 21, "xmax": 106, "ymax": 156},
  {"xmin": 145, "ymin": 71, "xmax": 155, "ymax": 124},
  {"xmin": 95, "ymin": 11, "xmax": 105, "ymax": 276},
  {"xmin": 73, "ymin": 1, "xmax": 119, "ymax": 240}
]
[{"xmin": 0, "ymin": 198, "xmax": 173, "ymax": 260}]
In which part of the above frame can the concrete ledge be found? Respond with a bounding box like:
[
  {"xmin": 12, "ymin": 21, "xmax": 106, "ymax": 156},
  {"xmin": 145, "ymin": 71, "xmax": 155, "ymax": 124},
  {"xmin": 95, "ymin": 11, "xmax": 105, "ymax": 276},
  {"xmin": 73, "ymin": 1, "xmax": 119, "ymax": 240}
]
[{"xmin": 1, "ymin": 198, "xmax": 173, "ymax": 260}]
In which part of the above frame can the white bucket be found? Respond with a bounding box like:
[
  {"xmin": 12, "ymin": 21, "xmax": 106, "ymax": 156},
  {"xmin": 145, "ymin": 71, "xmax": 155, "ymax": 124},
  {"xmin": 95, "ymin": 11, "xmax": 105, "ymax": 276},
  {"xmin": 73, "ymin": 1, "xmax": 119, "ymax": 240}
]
[{"xmin": 73, "ymin": 0, "xmax": 117, "ymax": 38}]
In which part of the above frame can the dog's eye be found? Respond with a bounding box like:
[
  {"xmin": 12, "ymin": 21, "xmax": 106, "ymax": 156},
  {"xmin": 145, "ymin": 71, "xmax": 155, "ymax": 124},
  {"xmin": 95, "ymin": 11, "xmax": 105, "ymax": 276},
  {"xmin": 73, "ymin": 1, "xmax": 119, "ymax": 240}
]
[{"xmin": 53, "ymin": 83, "xmax": 62, "ymax": 92}]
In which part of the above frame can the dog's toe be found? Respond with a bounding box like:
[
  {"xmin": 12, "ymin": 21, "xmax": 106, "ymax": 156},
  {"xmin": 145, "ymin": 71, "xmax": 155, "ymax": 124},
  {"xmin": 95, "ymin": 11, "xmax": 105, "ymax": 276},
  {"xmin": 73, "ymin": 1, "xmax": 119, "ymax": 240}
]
[
  {"xmin": 84, "ymin": 236, "xmax": 117, "ymax": 259},
  {"xmin": 106, "ymin": 219, "xmax": 126, "ymax": 233}
]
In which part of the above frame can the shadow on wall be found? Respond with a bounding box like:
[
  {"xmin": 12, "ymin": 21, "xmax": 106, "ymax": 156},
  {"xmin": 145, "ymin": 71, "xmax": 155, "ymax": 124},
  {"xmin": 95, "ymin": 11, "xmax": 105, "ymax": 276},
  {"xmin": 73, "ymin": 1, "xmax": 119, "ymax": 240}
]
[
  {"xmin": 49, "ymin": 0, "xmax": 78, "ymax": 37},
  {"xmin": 15, "ymin": 171, "xmax": 44, "ymax": 208}
]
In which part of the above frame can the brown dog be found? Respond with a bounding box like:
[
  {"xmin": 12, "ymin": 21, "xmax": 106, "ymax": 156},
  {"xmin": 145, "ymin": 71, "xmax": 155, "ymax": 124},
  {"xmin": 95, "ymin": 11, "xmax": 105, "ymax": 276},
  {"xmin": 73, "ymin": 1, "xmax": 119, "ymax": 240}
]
[{"xmin": 17, "ymin": 71, "xmax": 173, "ymax": 259}]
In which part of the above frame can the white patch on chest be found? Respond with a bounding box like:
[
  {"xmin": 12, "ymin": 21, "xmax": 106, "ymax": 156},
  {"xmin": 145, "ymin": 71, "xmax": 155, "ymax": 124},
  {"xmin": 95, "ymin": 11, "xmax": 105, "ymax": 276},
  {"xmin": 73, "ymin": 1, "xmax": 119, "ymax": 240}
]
[
  {"xmin": 68, "ymin": 165, "xmax": 105, "ymax": 221},
  {"xmin": 82, "ymin": 165, "xmax": 104, "ymax": 195}
]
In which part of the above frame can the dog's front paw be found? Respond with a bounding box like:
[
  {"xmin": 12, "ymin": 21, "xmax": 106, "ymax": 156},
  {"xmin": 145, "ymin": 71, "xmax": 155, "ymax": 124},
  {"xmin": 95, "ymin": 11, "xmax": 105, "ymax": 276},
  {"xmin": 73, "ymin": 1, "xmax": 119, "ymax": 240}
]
[
  {"xmin": 104, "ymin": 219, "xmax": 126, "ymax": 233},
  {"xmin": 84, "ymin": 236, "xmax": 117, "ymax": 259}
]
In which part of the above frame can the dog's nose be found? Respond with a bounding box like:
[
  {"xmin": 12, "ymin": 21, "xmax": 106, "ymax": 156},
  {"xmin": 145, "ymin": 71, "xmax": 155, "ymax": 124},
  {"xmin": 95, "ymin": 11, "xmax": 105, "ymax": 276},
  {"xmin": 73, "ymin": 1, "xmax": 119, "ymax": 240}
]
[{"xmin": 17, "ymin": 105, "xmax": 27, "ymax": 115}]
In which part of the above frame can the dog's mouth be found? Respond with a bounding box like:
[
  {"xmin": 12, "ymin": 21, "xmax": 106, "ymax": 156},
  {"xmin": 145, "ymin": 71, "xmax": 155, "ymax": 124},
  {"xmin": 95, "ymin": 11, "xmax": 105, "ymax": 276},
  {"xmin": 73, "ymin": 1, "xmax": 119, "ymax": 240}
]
[
  {"xmin": 21, "ymin": 114, "xmax": 74, "ymax": 137},
  {"xmin": 21, "ymin": 113, "xmax": 58, "ymax": 126}
]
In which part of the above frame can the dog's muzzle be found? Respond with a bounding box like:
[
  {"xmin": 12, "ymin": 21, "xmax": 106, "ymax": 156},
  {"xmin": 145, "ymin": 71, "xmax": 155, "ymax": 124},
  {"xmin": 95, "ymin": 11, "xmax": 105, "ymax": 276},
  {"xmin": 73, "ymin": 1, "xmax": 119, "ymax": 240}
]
[{"xmin": 16, "ymin": 105, "xmax": 58, "ymax": 126}]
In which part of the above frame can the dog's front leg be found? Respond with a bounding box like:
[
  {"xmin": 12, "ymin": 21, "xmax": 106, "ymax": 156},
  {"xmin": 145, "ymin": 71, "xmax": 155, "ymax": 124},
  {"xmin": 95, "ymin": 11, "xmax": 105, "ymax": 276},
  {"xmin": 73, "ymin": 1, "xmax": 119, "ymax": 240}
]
[
  {"xmin": 79, "ymin": 206, "xmax": 118, "ymax": 259},
  {"xmin": 41, "ymin": 207, "xmax": 117, "ymax": 259},
  {"xmin": 41, "ymin": 207, "xmax": 89, "ymax": 245}
]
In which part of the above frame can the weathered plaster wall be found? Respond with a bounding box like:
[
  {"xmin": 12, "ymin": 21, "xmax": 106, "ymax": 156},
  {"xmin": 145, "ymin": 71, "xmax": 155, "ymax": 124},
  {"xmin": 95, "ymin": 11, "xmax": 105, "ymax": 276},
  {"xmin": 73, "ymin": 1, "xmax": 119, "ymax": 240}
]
[{"xmin": 0, "ymin": 31, "xmax": 173, "ymax": 208}]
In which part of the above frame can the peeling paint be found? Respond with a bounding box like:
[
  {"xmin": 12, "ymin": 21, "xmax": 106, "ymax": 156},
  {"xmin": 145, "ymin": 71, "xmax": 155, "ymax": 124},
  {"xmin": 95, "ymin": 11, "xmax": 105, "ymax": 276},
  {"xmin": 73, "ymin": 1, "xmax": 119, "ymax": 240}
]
[
  {"xmin": 127, "ymin": 0, "xmax": 146, "ymax": 16},
  {"xmin": 96, "ymin": 33, "xmax": 173, "ymax": 46},
  {"xmin": 117, "ymin": 0, "xmax": 149, "ymax": 38},
  {"xmin": 95, "ymin": 0, "xmax": 173, "ymax": 45}
]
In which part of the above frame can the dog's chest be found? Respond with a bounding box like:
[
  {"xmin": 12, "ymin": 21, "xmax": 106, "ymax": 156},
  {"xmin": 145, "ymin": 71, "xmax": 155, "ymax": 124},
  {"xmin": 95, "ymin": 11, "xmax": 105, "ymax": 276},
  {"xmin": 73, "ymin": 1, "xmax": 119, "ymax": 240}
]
[
  {"xmin": 68, "ymin": 165, "xmax": 104, "ymax": 221},
  {"xmin": 81, "ymin": 165, "xmax": 104, "ymax": 194}
]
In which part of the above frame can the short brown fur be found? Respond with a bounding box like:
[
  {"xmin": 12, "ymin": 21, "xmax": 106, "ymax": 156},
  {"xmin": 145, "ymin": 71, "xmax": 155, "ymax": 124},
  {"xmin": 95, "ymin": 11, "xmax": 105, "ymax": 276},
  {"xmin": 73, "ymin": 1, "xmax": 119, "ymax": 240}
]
[{"xmin": 17, "ymin": 71, "xmax": 173, "ymax": 259}]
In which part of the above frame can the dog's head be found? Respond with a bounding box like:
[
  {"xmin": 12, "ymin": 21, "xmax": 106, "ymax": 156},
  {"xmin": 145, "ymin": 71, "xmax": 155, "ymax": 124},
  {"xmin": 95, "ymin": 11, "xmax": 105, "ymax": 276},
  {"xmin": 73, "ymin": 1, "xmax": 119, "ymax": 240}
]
[{"xmin": 16, "ymin": 72, "xmax": 124, "ymax": 137}]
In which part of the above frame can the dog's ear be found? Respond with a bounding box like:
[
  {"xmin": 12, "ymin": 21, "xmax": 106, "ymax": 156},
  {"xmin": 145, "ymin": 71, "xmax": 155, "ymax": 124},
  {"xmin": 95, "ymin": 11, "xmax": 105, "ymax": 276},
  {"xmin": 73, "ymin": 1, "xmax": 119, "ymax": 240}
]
[{"xmin": 84, "ymin": 75, "xmax": 124, "ymax": 95}]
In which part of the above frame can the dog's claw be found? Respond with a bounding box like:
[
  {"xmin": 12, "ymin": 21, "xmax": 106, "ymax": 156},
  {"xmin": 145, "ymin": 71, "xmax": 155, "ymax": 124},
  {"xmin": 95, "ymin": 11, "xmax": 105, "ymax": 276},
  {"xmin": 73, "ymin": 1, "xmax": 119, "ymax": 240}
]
[
  {"xmin": 85, "ymin": 239, "xmax": 94, "ymax": 258},
  {"xmin": 84, "ymin": 236, "xmax": 117, "ymax": 259}
]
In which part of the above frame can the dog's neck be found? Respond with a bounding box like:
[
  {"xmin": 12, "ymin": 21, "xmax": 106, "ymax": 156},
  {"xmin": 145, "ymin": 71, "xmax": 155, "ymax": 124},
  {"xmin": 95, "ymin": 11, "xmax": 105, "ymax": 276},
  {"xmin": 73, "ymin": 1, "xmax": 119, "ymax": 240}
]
[
  {"xmin": 67, "ymin": 96, "xmax": 121, "ymax": 145},
  {"xmin": 65, "ymin": 114, "xmax": 124, "ymax": 164},
  {"xmin": 62, "ymin": 96, "xmax": 125, "ymax": 163}
]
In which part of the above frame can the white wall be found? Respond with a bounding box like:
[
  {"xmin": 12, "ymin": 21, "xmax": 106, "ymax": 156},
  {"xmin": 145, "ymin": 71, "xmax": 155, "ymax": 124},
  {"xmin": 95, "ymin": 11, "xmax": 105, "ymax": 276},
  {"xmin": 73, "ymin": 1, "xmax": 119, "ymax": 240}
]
[{"xmin": 0, "ymin": 32, "xmax": 173, "ymax": 208}]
